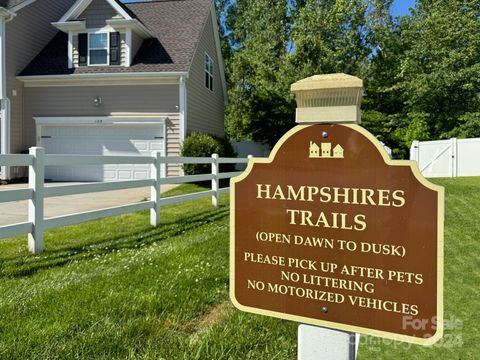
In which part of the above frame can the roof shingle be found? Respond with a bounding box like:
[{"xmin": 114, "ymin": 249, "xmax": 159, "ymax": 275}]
[
  {"xmin": 0, "ymin": 0, "xmax": 29, "ymax": 9},
  {"xmin": 19, "ymin": 0, "xmax": 212, "ymax": 76}
]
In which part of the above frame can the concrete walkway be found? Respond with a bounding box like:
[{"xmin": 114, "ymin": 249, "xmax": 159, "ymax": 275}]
[{"xmin": 0, "ymin": 182, "xmax": 178, "ymax": 226}]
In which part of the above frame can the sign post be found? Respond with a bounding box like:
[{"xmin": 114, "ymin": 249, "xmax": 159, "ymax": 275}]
[
  {"xmin": 230, "ymin": 74, "xmax": 444, "ymax": 359},
  {"xmin": 293, "ymin": 74, "xmax": 363, "ymax": 360}
]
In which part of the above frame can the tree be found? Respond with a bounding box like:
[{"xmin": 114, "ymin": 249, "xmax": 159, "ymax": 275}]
[
  {"xmin": 221, "ymin": 0, "xmax": 480, "ymax": 156},
  {"xmin": 223, "ymin": 0, "xmax": 293, "ymax": 146},
  {"xmin": 224, "ymin": 0, "xmax": 387, "ymax": 147},
  {"xmin": 365, "ymin": 0, "xmax": 480, "ymax": 157},
  {"xmin": 288, "ymin": 0, "xmax": 372, "ymax": 78}
]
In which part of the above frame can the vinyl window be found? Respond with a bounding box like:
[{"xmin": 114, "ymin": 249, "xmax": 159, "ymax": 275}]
[
  {"xmin": 88, "ymin": 33, "xmax": 109, "ymax": 66},
  {"xmin": 205, "ymin": 53, "xmax": 214, "ymax": 91}
]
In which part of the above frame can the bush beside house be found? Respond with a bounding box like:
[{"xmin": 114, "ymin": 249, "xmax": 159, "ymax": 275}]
[{"xmin": 181, "ymin": 133, "xmax": 236, "ymax": 175}]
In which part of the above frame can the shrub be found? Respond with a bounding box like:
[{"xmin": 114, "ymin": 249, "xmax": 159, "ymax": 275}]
[{"xmin": 181, "ymin": 133, "xmax": 236, "ymax": 175}]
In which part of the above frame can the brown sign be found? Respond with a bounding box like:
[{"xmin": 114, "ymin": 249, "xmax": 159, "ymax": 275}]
[{"xmin": 230, "ymin": 124, "xmax": 443, "ymax": 345}]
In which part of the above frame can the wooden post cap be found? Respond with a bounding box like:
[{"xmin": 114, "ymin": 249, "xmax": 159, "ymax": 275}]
[{"xmin": 291, "ymin": 73, "xmax": 363, "ymax": 124}]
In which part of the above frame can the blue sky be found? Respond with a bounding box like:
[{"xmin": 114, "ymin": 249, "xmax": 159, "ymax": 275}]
[{"xmin": 391, "ymin": 0, "xmax": 416, "ymax": 17}]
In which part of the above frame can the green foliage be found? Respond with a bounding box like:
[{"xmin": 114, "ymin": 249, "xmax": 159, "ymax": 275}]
[
  {"xmin": 446, "ymin": 112, "xmax": 480, "ymax": 138},
  {"xmin": 223, "ymin": 0, "xmax": 391, "ymax": 147},
  {"xmin": 364, "ymin": 0, "xmax": 480, "ymax": 157},
  {"xmin": 224, "ymin": 0, "xmax": 294, "ymax": 146},
  {"xmin": 289, "ymin": 0, "xmax": 371, "ymax": 77},
  {"xmin": 221, "ymin": 0, "xmax": 480, "ymax": 158},
  {"xmin": 180, "ymin": 133, "xmax": 236, "ymax": 175}
]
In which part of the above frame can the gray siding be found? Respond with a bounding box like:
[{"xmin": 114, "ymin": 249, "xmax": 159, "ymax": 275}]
[
  {"xmin": 76, "ymin": 0, "xmax": 123, "ymax": 28},
  {"xmin": 23, "ymin": 85, "xmax": 182, "ymax": 175},
  {"xmin": 186, "ymin": 11, "xmax": 225, "ymax": 137},
  {"xmin": 6, "ymin": 0, "xmax": 77, "ymax": 156},
  {"xmin": 165, "ymin": 114, "xmax": 181, "ymax": 176}
]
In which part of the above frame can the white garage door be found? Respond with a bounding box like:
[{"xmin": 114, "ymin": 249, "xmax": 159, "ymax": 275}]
[{"xmin": 42, "ymin": 125, "xmax": 165, "ymax": 182}]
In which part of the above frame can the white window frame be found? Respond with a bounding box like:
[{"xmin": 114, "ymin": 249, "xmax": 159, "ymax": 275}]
[
  {"xmin": 204, "ymin": 53, "xmax": 214, "ymax": 92},
  {"xmin": 87, "ymin": 30, "xmax": 110, "ymax": 66}
]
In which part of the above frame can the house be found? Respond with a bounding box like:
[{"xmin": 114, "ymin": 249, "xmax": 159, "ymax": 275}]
[
  {"xmin": 309, "ymin": 141, "xmax": 319, "ymax": 158},
  {"xmin": 0, "ymin": 0, "xmax": 79, "ymax": 180},
  {"xmin": 333, "ymin": 144, "xmax": 344, "ymax": 158},
  {"xmin": 1, "ymin": 0, "xmax": 227, "ymax": 181},
  {"xmin": 321, "ymin": 143, "xmax": 331, "ymax": 158}
]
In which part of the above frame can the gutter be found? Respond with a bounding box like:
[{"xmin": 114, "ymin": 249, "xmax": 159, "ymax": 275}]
[
  {"xmin": 0, "ymin": 7, "xmax": 16, "ymax": 180},
  {"xmin": 17, "ymin": 71, "xmax": 190, "ymax": 82}
]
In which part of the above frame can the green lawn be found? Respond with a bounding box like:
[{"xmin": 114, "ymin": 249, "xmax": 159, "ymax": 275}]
[{"xmin": 0, "ymin": 179, "xmax": 478, "ymax": 359}]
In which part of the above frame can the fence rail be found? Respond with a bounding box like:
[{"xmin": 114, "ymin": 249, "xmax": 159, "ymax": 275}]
[{"xmin": 0, "ymin": 147, "xmax": 251, "ymax": 253}]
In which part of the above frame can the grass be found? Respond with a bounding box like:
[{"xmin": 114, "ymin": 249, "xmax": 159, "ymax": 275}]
[
  {"xmin": 0, "ymin": 178, "xmax": 478, "ymax": 359},
  {"xmin": 0, "ymin": 184, "xmax": 296, "ymax": 359}
]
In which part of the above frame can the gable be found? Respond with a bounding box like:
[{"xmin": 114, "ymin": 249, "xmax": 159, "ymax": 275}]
[
  {"xmin": 58, "ymin": 0, "xmax": 134, "ymax": 23},
  {"xmin": 19, "ymin": 0, "xmax": 214, "ymax": 76},
  {"xmin": 76, "ymin": 0, "xmax": 124, "ymax": 28}
]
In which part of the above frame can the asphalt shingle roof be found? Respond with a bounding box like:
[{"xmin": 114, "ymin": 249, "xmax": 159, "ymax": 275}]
[
  {"xmin": 19, "ymin": 0, "xmax": 212, "ymax": 76},
  {"xmin": 0, "ymin": 0, "xmax": 29, "ymax": 9}
]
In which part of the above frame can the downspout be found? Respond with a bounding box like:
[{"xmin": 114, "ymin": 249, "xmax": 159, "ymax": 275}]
[
  {"xmin": 178, "ymin": 75, "xmax": 187, "ymax": 176},
  {"xmin": 0, "ymin": 8, "xmax": 15, "ymax": 180},
  {"xmin": 179, "ymin": 75, "xmax": 187, "ymax": 144}
]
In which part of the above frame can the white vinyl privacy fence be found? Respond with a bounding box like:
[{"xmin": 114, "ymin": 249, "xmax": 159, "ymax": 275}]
[
  {"xmin": 410, "ymin": 137, "xmax": 480, "ymax": 177},
  {"xmin": 0, "ymin": 147, "xmax": 250, "ymax": 253}
]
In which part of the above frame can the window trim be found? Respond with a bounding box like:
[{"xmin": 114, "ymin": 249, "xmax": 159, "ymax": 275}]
[
  {"xmin": 87, "ymin": 30, "xmax": 110, "ymax": 66},
  {"xmin": 204, "ymin": 52, "xmax": 214, "ymax": 92}
]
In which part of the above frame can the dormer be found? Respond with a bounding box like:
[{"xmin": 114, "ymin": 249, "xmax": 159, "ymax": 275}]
[{"xmin": 52, "ymin": 0, "xmax": 153, "ymax": 68}]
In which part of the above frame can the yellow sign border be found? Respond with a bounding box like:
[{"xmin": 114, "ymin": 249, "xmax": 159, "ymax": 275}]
[{"xmin": 230, "ymin": 124, "xmax": 444, "ymax": 346}]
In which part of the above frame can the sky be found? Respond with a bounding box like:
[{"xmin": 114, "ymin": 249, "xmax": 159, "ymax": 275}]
[{"xmin": 391, "ymin": 0, "xmax": 416, "ymax": 17}]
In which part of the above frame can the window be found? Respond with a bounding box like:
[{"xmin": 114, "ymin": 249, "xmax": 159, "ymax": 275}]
[
  {"xmin": 78, "ymin": 32, "xmax": 121, "ymax": 67},
  {"xmin": 88, "ymin": 33, "xmax": 109, "ymax": 65},
  {"xmin": 205, "ymin": 53, "xmax": 214, "ymax": 91}
]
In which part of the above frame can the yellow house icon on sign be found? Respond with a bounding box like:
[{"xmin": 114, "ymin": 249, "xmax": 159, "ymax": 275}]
[
  {"xmin": 309, "ymin": 142, "xmax": 320, "ymax": 158},
  {"xmin": 333, "ymin": 144, "xmax": 344, "ymax": 158},
  {"xmin": 309, "ymin": 142, "xmax": 344, "ymax": 159},
  {"xmin": 321, "ymin": 143, "xmax": 331, "ymax": 158}
]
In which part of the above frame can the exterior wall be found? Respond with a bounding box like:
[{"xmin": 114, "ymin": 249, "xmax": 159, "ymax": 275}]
[
  {"xmin": 186, "ymin": 11, "xmax": 225, "ymax": 137},
  {"xmin": 23, "ymin": 84, "xmax": 181, "ymax": 176},
  {"xmin": 5, "ymin": 0, "xmax": 77, "ymax": 176},
  {"xmin": 130, "ymin": 30, "xmax": 143, "ymax": 64},
  {"xmin": 76, "ymin": 0, "xmax": 122, "ymax": 28},
  {"xmin": 164, "ymin": 113, "xmax": 181, "ymax": 176}
]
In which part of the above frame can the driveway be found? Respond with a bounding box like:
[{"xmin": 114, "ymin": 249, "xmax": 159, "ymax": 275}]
[{"xmin": 0, "ymin": 182, "xmax": 178, "ymax": 226}]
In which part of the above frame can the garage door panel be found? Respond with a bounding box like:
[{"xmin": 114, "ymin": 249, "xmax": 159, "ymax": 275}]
[
  {"xmin": 42, "ymin": 125, "xmax": 165, "ymax": 181},
  {"xmin": 132, "ymin": 141, "xmax": 148, "ymax": 151},
  {"xmin": 150, "ymin": 142, "xmax": 164, "ymax": 151}
]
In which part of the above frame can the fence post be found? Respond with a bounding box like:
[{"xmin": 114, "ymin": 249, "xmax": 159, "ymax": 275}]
[
  {"xmin": 450, "ymin": 137, "xmax": 458, "ymax": 177},
  {"xmin": 211, "ymin": 153, "xmax": 219, "ymax": 207},
  {"xmin": 411, "ymin": 140, "xmax": 420, "ymax": 163},
  {"xmin": 28, "ymin": 147, "xmax": 45, "ymax": 254},
  {"xmin": 150, "ymin": 151, "xmax": 162, "ymax": 226}
]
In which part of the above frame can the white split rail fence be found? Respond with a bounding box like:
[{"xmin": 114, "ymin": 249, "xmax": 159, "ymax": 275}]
[{"xmin": 0, "ymin": 147, "xmax": 251, "ymax": 254}]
